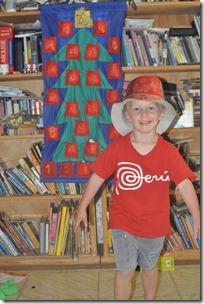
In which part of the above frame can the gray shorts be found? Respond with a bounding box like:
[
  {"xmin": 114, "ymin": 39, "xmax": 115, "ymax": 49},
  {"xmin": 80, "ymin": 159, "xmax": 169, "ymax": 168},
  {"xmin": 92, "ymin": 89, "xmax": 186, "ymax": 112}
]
[{"xmin": 111, "ymin": 229, "xmax": 165, "ymax": 272}]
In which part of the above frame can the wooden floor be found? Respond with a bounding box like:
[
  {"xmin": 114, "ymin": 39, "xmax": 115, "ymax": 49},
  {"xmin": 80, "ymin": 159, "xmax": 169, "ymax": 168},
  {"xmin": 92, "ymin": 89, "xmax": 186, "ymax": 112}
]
[{"xmin": 4, "ymin": 264, "xmax": 200, "ymax": 301}]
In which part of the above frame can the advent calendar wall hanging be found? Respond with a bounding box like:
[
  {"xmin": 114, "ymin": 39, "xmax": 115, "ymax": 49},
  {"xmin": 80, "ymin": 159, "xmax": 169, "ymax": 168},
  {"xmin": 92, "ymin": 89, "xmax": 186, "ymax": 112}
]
[{"xmin": 40, "ymin": 1, "xmax": 126, "ymax": 183}]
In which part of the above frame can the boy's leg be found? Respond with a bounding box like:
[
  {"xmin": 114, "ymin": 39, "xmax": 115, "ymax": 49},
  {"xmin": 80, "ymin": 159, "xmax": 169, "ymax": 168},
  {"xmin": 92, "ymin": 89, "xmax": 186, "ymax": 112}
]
[
  {"xmin": 114, "ymin": 270, "xmax": 135, "ymax": 300},
  {"xmin": 141, "ymin": 264, "xmax": 159, "ymax": 300}
]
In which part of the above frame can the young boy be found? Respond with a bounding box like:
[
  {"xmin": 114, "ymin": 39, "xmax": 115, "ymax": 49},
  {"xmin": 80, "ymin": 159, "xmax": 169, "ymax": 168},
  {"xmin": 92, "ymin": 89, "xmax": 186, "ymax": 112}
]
[{"xmin": 74, "ymin": 75, "xmax": 200, "ymax": 300}]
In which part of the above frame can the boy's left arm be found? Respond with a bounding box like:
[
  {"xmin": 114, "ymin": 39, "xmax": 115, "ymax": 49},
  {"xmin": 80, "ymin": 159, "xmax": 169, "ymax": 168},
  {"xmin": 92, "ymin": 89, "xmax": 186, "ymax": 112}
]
[{"xmin": 177, "ymin": 178, "xmax": 200, "ymax": 238}]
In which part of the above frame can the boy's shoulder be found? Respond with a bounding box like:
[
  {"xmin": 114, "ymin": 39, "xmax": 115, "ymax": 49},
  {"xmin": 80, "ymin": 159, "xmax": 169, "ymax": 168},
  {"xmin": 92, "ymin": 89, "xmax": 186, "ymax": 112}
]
[
  {"xmin": 109, "ymin": 133, "xmax": 130, "ymax": 146},
  {"xmin": 159, "ymin": 135, "xmax": 178, "ymax": 151}
]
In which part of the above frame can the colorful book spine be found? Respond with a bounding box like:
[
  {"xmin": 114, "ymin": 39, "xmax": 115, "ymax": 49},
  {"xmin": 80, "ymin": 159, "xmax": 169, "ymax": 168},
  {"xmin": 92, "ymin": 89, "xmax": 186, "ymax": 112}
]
[
  {"xmin": 48, "ymin": 211, "xmax": 58, "ymax": 255},
  {"xmin": 121, "ymin": 28, "xmax": 131, "ymax": 67},
  {"xmin": 0, "ymin": 27, "xmax": 14, "ymax": 74},
  {"xmin": 22, "ymin": 222, "xmax": 40, "ymax": 250},
  {"xmin": 56, "ymin": 201, "xmax": 68, "ymax": 256},
  {"xmin": 129, "ymin": 29, "xmax": 144, "ymax": 66},
  {"xmin": 170, "ymin": 206, "xmax": 191, "ymax": 249}
]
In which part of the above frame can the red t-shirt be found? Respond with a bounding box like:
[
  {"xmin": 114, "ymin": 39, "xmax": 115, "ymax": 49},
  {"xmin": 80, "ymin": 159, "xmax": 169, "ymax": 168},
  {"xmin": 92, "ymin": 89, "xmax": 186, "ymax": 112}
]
[{"xmin": 91, "ymin": 133, "xmax": 196, "ymax": 238}]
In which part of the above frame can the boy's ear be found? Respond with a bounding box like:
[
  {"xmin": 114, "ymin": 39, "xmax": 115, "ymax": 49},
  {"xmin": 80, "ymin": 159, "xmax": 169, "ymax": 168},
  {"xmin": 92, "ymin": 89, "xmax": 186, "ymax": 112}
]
[
  {"xmin": 124, "ymin": 110, "xmax": 132, "ymax": 123},
  {"xmin": 159, "ymin": 108, "xmax": 165, "ymax": 121}
]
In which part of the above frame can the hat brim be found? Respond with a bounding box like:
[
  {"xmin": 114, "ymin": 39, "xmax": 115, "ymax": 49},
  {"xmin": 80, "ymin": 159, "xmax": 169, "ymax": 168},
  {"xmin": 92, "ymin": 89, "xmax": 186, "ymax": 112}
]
[{"xmin": 111, "ymin": 98, "xmax": 177, "ymax": 135}]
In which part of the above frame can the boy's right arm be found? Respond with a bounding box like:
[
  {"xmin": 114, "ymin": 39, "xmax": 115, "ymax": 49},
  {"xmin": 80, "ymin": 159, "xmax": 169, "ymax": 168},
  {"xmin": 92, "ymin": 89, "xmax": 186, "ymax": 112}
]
[{"xmin": 74, "ymin": 173, "xmax": 105, "ymax": 231}]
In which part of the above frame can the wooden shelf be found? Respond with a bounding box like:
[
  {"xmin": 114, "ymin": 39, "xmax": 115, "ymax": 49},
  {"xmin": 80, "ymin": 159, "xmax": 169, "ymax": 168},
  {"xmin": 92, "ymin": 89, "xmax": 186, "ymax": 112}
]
[
  {"xmin": 0, "ymin": 65, "xmax": 200, "ymax": 81},
  {"xmin": 0, "ymin": 248, "xmax": 200, "ymax": 271},
  {"xmin": 122, "ymin": 65, "xmax": 200, "ymax": 75},
  {"xmin": 0, "ymin": 134, "xmax": 44, "ymax": 141},
  {"xmin": 0, "ymin": 1, "xmax": 199, "ymax": 23},
  {"xmin": 127, "ymin": 1, "xmax": 200, "ymax": 16},
  {"xmin": 0, "ymin": 10, "xmax": 40, "ymax": 24},
  {"xmin": 0, "ymin": 72, "xmax": 43, "ymax": 82},
  {"xmin": 1, "ymin": 255, "xmax": 101, "ymax": 271}
]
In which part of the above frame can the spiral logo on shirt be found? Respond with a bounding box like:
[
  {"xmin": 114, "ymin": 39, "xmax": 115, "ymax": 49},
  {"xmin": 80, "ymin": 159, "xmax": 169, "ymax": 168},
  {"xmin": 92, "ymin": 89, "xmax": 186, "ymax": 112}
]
[{"xmin": 116, "ymin": 162, "xmax": 170, "ymax": 194}]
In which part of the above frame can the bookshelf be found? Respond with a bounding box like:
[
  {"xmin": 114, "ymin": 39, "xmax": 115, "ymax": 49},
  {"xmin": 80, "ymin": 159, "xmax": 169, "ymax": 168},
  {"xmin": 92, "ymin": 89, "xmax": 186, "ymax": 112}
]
[{"xmin": 0, "ymin": 1, "xmax": 200, "ymax": 270}]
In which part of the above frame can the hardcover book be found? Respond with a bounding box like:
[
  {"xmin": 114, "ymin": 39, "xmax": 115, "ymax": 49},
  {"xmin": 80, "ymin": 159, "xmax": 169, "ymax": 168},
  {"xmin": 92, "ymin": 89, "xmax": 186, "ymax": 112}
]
[{"xmin": 0, "ymin": 27, "xmax": 14, "ymax": 74}]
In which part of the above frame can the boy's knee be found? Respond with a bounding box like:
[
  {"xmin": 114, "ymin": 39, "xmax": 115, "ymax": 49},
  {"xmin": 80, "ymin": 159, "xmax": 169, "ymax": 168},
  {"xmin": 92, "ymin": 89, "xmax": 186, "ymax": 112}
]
[{"xmin": 116, "ymin": 269, "xmax": 135, "ymax": 281}]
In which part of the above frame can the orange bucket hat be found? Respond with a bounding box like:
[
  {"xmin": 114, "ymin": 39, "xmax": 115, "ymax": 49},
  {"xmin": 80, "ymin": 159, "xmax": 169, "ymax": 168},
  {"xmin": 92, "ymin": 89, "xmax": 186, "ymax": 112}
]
[{"xmin": 111, "ymin": 75, "xmax": 177, "ymax": 135}]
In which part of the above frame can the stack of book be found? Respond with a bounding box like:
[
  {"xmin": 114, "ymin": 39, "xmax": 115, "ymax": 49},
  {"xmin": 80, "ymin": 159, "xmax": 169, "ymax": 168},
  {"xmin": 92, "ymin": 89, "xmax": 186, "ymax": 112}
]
[
  {"xmin": 121, "ymin": 26, "xmax": 200, "ymax": 67},
  {"xmin": 0, "ymin": 141, "xmax": 87, "ymax": 197},
  {"xmin": 0, "ymin": 212, "xmax": 40, "ymax": 256},
  {"xmin": 166, "ymin": 205, "xmax": 200, "ymax": 251},
  {"xmin": 181, "ymin": 78, "xmax": 200, "ymax": 127},
  {"xmin": 0, "ymin": 199, "xmax": 92, "ymax": 257},
  {"xmin": 34, "ymin": 199, "xmax": 92, "ymax": 257}
]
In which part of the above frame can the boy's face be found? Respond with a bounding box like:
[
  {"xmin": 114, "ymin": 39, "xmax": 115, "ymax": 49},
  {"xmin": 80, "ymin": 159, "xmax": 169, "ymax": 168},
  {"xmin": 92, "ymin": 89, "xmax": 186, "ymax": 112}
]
[{"xmin": 124, "ymin": 99, "xmax": 165, "ymax": 134}]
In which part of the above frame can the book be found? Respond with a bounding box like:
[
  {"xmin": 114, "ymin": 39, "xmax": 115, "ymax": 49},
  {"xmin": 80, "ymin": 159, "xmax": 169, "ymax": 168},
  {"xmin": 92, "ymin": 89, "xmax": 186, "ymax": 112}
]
[
  {"xmin": 128, "ymin": 38, "xmax": 138, "ymax": 66},
  {"xmin": 11, "ymin": 165, "xmax": 39, "ymax": 194},
  {"xmin": 61, "ymin": 204, "xmax": 70, "ymax": 255},
  {"xmin": 0, "ymin": 27, "xmax": 14, "ymax": 74},
  {"xmin": 30, "ymin": 35, "xmax": 39, "ymax": 72},
  {"xmin": 142, "ymin": 29, "xmax": 157, "ymax": 66},
  {"xmin": 18, "ymin": 157, "xmax": 47, "ymax": 194},
  {"xmin": 55, "ymin": 200, "xmax": 69, "ymax": 256},
  {"xmin": 4, "ymin": 168, "xmax": 32, "ymax": 195},
  {"xmin": 22, "ymin": 221, "xmax": 40, "ymax": 250},
  {"xmin": 54, "ymin": 204, "xmax": 62, "ymax": 255},
  {"xmin": 170, "ymin": 206, "xmax": 191, "ymax": 249},
  {"xmin": 39, "ymin": 216, "xmax": 47, "ymax": 254},
  {"xmin": 13, "ymin": 222, "xmax": 35, "ymax": 253},
  {"xmin": 137, "ymin": 34, "xmax": 150, "ymax": 66},
  {"xmin": 48, "ymin": 205, "xmax": 58, "ymax": 255},
  {"xmin": 45, "ymin": 217, "xmax": 50, "ymax": 253},
  {"xmin": 0, "ymin": 228, "xmax": 18, "ymax": 256},
  {"xmin": 127, "ymin": 37, "xmax": 135, "ymax": 67},
  {"xmin": 0, "ymin": 178, "xmax": 9, "ymax": 196},
  {"xmin": 0, "ymin": 212, "xmax": 32, "ymax": 255},
  {"xmin": 166, "ymin": 37, "xmax": 177, "ymax": 66},
  {"xmin": 121, "ymin": 28, "xmax": 131, "ymax": 67},
  {"xmin": 184, "ymin": 36, "xmax": 199, "ymax": 63},
  {"xmin": 169, "ymin": 27, "xmax": 197, "ymax": 37},
  {"xmin": 129, "ymin": 29, "xmax": 144, "ymax": 66},
  {"xmin": 181, "ymin": 213, "xmax": 197, "ymax": 249},
  {"xmin": 14, "ymin": 37, "xmax": 24, "ymax": 73}
]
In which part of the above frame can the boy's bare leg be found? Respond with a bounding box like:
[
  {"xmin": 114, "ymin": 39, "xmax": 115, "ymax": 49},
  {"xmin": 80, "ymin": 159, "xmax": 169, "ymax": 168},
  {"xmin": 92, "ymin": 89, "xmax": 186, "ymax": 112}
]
[
  {"xmin": 114, "ymin": 270, "xmax": 135, "ymax": 300},
  {"xmin": 141, "ymin": 264, "xmax": 159, "ymax": 300}
]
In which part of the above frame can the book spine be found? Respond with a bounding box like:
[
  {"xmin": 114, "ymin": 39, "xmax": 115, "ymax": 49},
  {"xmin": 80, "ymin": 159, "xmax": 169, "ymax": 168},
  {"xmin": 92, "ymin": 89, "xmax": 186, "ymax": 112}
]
[
  {"xmin": 4, "ymin": 170, "xmax": 30, "ymax": 195},
  {"xmin": 12, "ymin": 165, "xmax": 38, "ymax": 194},
  {"xmin": 6, "ymin": 168, "xmax": 33, "ymax": 195},
  {"xmin": 56, "ymin": 203, "xmax": 68, "ymax": 256},
  {"xmin": 14, "ymin": 38, "xmax": 24, "ymax": 73},
  {"xmin": 142, "ymin": 30, "xmax": 157, "ymax": 66},
  {"xmin": 48, "ymin": 212, "xmax": 58, "ymax": 255},
  {"xmin": 0, "ymin": 27, "xmax": 14, "ymax": 74},
  {"xmin": 121, "ymin": 28, "xmax": 131, "ymax": 67},
  {"xmin": 22, "ymin": 222, "xmax": 40, "ymax": 250},
  {"xmin": 39, "ymin": 216, "xmax": 46, "ymax": 254},
  {"xmin": 137, "ymin": 34, "xmax": 150, "ymax": 66},
  {"xmin": 130, "ymin": 29, "xmax": 144, "ymax": 66},
  {"xmin": 170, "ymin": 206, "xmax": 191, "ymax": 249},
  {"xmin": 30, "ymin": 35, "xmax": 39, "ymax": 72},
  {"xmin": 0, "ymin": 228, "xmax": 19, "ymax": 256},
  {"xmin": 127, "ymin": 37, "xmax": 135, "ymax": 67},
  {"xmin": 166, "ymin": 37, "xmax": 178, "ymax": 66},
  {"xmin": 184, "ymin": 36, "xmax": 198, "ymax": 63}
]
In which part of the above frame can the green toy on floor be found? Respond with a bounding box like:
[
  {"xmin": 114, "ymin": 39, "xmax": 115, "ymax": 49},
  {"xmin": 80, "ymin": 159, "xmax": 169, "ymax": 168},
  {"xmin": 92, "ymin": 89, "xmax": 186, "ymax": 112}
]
[{"xmin": 0, "ymin": 279, "xmax": 18, "ymax": 300}]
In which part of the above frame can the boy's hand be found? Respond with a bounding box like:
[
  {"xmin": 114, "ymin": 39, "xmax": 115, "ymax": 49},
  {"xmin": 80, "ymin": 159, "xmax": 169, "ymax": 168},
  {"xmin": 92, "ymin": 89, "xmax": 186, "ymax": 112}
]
[{"xmin": 74, "ymin": 206, "xmax": 88, "ymax": 232}]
